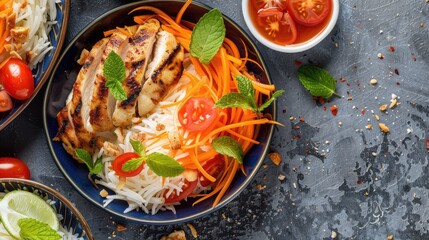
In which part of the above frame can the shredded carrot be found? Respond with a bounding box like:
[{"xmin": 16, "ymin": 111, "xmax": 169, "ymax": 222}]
[
  {"xmin": 175, "ymin": 0, "xmax": 192, "ymax": 24},
  {"xmin": 103, "ymin": 29, "xmax": 116, "ymax": 37}
]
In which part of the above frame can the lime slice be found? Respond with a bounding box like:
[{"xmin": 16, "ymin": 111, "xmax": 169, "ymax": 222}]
[{"xmin": 0, "ymin": 190, "xmax": 59, "ymax": 239}]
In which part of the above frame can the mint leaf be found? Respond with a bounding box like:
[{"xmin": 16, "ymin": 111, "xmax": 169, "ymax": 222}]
[
  {"xmin": 190, "ymin": 9, "xmax": 226, "ymax": 64},
  {"xmin": 146, "ymin": 153, "xmax": 185, "ymax": 177},
  {"xmin": 215, "ymin": 92, "xmax": 255, "ymax": 111},
  {"xmin": 297, "ymin": 65, "xmax": 338, "ymax": 98},
  {"xmin": 18, "ymin": 218, "xmax": 61, "ymax": 240},
  {"xmin": 236, "ymin": 75, "xmax": 256, "ymax": 109},
  {"xmin": 122, "ymin": 157, "xmax": 145, "ymax": 172},
  {"xmin": 130, "ymin": 139, "xmax": 145, "ymax": 156},
  {"xmin": 104, "ymin": 51, "xmax": 127, "ymax": 100},
  {"xmin": 75, "ymin": 148, "xmax": 102, "ymax": 174},
  {"xmin": 212, "ymin": 136, "xmax": 244, "ymax": 164},
  {"xmin": 258, "ymin": 90, "xmax": 284, "ymax": 112}
]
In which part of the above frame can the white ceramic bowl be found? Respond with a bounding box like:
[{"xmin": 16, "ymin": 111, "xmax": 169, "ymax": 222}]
[{"xmin": 242, "ymin": 0, "xmax": 339, "ymax": 53}]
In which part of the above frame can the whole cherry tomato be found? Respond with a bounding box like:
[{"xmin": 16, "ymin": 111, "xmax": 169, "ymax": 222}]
[
  {"xmin": 0, "ymin": 58, "xmax": 34, "ymax": 100},
  {"xmin": 0, "ymin": 157, "xmax": 31, "ymax": 179}
]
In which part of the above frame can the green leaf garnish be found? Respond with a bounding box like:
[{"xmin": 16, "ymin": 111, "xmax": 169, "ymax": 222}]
[
  {"xmin": 297, "ymin": 65, "xmax": 339, "ymax": 99},
  {"xmin": 212, "ymin": 136, "xmax": 244, "ymax": 164},
  {"xmin": 215, "ymin": 75, "xmax": 283, "ymax": 114},
  {"xmin": 75, "ymin": 148, "xmax": 103, "ymax": 174},
  {"xmin": 130, "ymin": 139, "xmax": 146, "ymax": 157},
  {"xmin": 104, "ymin": 51, "xmax": 127, "ymax": 100},
  {"xmin": 190, "ymin": 9, "xmax": 226, "ymax": 64},
  {"xmin": 122, "ymin": 157, "xmax": 145, "ymax": 172},
  {"xmin": 146, "ymin": 152, "xmax": 185, "ymax": 177},
  {"xmin": 18, "ymin": 218, "xmax": 61, "ymax": 240}
]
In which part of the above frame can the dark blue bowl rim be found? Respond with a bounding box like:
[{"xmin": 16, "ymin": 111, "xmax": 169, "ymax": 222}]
[
  {"xmin": 43, "ymin": 0, "xmax": 276, "ymax": 225},
  {"xmin": 0, "ymin": 0, "xmax": 70, "ymax": 131},
  {"xmin": 0, "ymin": 178, "xmax": 94, "ymax": 239}
]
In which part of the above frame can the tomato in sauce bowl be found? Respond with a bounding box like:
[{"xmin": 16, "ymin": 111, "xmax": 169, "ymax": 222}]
[{"xmin": 246, "ymin": 0, "xmax": 335, "ymax": 46}]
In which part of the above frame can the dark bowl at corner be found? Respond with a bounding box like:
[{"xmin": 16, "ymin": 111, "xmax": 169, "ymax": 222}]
[
  {"xmin": 43, "ymin": 0, "xmax": 276, "ymax": 224},
  {"xmin": 0, "ymin": 178, "xmax": 93, "ymax": 239}
]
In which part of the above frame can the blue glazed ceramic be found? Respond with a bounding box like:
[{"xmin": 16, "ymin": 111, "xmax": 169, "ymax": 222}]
[
  {"xmin": 0, "ymin": 179, "xmax": 93, "ymax": 239},
  {"xmin": 43, "ymin": 0, "xmax": 275, "ymax": 224},
  {"xmin": 0, "ymin": 0, "xmax": 70, "ymax": 131}
]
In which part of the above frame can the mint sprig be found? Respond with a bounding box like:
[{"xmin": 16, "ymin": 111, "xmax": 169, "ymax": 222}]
[
  {"xmin": 212, "ymin": 136, "xmax": 244, "ymax": 164},
  {"xmin": 121, "ymin": 140, "xmax": 185, "ymax": 177},
  {"xmin": 190, "ymin": 9, "xmax": 226, "ymax": 64},
  {"xmin": 18, "ymin": 218, "xmax": 61, "ymax": 240},
  {"xmin": 75, "ymin": 148, "xmax": 103, "ymax": 174},
  {"xmin": 215, "ymin": 75, "xmax": 283, "ymax": 113},
  {"xmin": 297, "ymin": 65, "xmax": 339, "ymax": 98},
  {"xmin": 104, "ymin": 51, "xmax": 127, "ymax": 100}
]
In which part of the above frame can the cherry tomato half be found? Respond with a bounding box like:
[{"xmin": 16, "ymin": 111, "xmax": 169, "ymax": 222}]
[
  {"xmin": 0, "ymin": 58, "xmax": 34, "ymax": 100},
  {"xmin": 253, "ymin": 0, "xmax": 287, "ymax": 10},
  {"xmin": 0, "ymin": 157, "xmax": 31, "ymax": 179},
  {"xmin": 287, "ymin": 0, "xmax": 331, "ymax": 26},
  {"xmin": 257, "ymin": 9, "xmax": 297, "ymax": 45},
  {"xmin": 164, "ymin": 179, "xmax": 198, "ymax": 204},
  {"xmin": 199, "ymin": 155, "xmax": 226, "ymax": 187},
  {"xmin": 0, "ymin": 90, "xmax": 13, "ymax": 112},
  {"xmin": 112, "ymin": 152, "xmax": 144, "ymax": 177},
  {"xmin": 178, "ymin": 97, "xmax": 217, "ymax": 132}
]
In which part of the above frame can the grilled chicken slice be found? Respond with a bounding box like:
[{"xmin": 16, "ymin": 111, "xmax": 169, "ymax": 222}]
[
  {"xmin": 55, "ymin": 106, "xmax": 81, "ymax": 159},
  {"xmin": 89, "ymin": 31, "xmax": 129, "ymax": 132},
  {"xmin": 137, "ymin": 31, "xmax": 184, "ymax": 116},
  {"xmin": 112, "ymin": 19, "xmax": 160, "ymax": 127}
]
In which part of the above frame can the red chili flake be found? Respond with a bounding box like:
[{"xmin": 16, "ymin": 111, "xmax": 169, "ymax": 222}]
[
  {"xmin": 293, "ymin": 125, "xmax": 300, "ymax": 130},
  {"xmin": 299, "ymin": 117, "xmax": 305, "ymax": 122},
  {"xmin": 412, "ymin": 53, "xmax": 417, "ymax": 61},
  {"xmin": 293, "ymin": 134, "xmax": 301, "ymax": 139},
  {"xmin": 347, "ymin": 97, "xmax": 353, "ymax": 101},
  {"xmin": 323, "ymin": 106, "xmax": 327, "ymax": 111},
  {"xmin": 294, "ymin": 60, "xmax": 302, "ymax": 68},
  {"xmin": 361, "ymin": 108, "xmax": 365, "ymax": 115},
  {"xmin": 319, "ymin": 97, "xmax": 325, "ymax": 104},
  {"xmin": 346, "ymin": 83, "xmax": 351, "ymax": 87},
  {"xmin": 330, "ymin": 105, "xmax": 339, "ymax": 116},
  {"xmin": 357, "ymin": 179, "xmax": 363, "ymax": 184},
  {"xmin": 396, "ymin": 82, "xmax": 400, "ymax": 85},
  {"xmin": 346, "ymin": 91, "xmax": 350, "ymax": 95},
  {"xmin": 389, "ymin": 45, "xmax": 395, "ymax": 52},
  {"xmin": 282, "ymin": 109, "xmax": 287, "ymax": 113},
  {"xmin": 340, "ymin": 77, "xmax": 347, "ymax": 83},
  {"xmin": 426, "ymin": 139, "xmax": 429, "ymax": 151},
  {"xmin": 394, "ymin": 69, "xmax": 399, "ymax": 75}
]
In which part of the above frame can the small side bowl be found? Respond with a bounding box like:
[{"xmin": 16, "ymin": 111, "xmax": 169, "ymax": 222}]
[
  {"xmin": 0, "ymin": 179, "xmax": 93, "ymax": 240},
  {"xmin": 242, "ymin": 0, "xmax": 339, "ymax": 53}
]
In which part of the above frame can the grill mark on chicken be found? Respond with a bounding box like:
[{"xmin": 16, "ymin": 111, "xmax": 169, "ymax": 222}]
[{"xmin": 120, "ymin": 60, "xmax": 144, "ymax": 108}]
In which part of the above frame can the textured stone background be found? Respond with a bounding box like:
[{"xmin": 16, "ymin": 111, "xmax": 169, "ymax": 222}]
[{"xmin": 1, "ymin": 0, "xmax": 428, "ymax": 239}]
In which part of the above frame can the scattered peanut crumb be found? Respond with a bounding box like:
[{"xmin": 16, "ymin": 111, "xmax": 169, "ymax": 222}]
[
  {"xmin": 375, "ymin": 114, "xmax": 380, "ymax": 121},
  {"xmin": 269, "ymin": 152, "xmax": 282, "ymax": 166},
  {"xmin": 99, "ymin": 189, "xmax": 109, "ymax": 198},
  {"xmin": 389, "ymin": 98, "xmax": 398, "ymax": 109},
  {"xmin": 116, "ymin": 224, "xmax": 127, "ymax": 232},
  {"xmin": 387, "ymin": 235, "xmax": 393, "ymax": 240},
  {"xmin": 262, "ymin": 164, "xmax": 268, "ymax": 169},
  {"xmin": 379, "ymin": 104, "xmax": 387, "ymax": 112},
  {"xmin": 289, "ymin": 116, "xmax": 294, "ymax": 121},
  {"xmin": 366, "ymin": 124, "xmax": 373, "ymax": 130},
  {"xmin": 379, "ymin": 123, "xmax": 390, "ymax": 133},
  {"xmin": 407, "ymin": 128, "xmax": 412, "ymax": 134},
  {"xmin": 331, "ymin": 231, "xmax": 337, "ymax": 239},
  {"xmin": 160, "ymin": 230, "xmax": 186, "ymax": 240},
  {"xmin": 377, "ymin": 53, "xmax": 384, "ymax": 59},
  {"xmin": 370, "ymin": 78, "xmax": 378, "ymax": 85},
  {"xmin": 256, "ymin": 184, "xmax": 266, "ymax": 190},
  {"xmin": 187, "ymin": 224, "xmax": 198, "ymax": 238},
  {"xmin": 278, "ymin": 174, "xmax": 286, "ymax": 181},
  {"xmin": 347, "ymin": 97, "xmax": 353, "ymax": 101}
]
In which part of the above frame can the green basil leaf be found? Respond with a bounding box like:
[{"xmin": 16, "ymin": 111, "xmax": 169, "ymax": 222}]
[
  {"xmin": 122, "ymin": 157, "xmax": 145, "ymax": 172},
  {"xmin": 18, "ymin": 218, "xmax": 61, "ymax": 240},
  {"xmin": 297, "ymin": 65, "xmax": 338, "ymax": 99},
  {"xmin": 105, "ymin": 80, "xmax": 127, "ymax": 101},
  {"xmin": 215, "ymin": 92, "xmax": 256, "ymax": 111},
  {"xmin": 75, "ymin": 148, "xmax": 94, "ymax": 170},
  {"xmin": 258, "ymin": 90, "xmax": 284, "ymax": 112},
  {"xmin": 91, "ymin": 156, "xmax": 103, "ymax": 174},
  {"xmin": 190, "ymin": 9, "xmax": 226, "ymax": 64},
  {"xmin": 236, "ymin": 75, "xmax": 256, "ymax": 108},
  {"xmin": 212, "ymin": 136, "xmax": 244, "ymax": 164},
  {"xmin": 130, "ymin": 139, "xmax": 145, "ymax": 157},
  {"xmin": 146, "ymin": 153, "xmax": 185, "ymax": 177}
]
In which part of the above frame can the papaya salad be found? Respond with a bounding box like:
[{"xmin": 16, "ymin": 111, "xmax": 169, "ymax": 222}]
[
  {"xmin": 0, "ymin": 0, "xmax": 58, "ymax": 111},
  {"xmin": 55, "ymin": 0, "xmax": 283, "ymax": 215}
]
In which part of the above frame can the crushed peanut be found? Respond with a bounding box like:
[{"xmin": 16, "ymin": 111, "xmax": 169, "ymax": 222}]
[
  {"xmin": 389, "ymin": 99, "xmax": 398, "ymax": 109},
  {"xmin": 99, "ymin": 189, "xmax": 109, "ymax": 198},
  {"xmin": 379, "ymin": 123, "xmax": 390, "ymax": 133},
  {"xmin": 377, "ymin": 53, "xmax": 384, "ymax": 59},
  {"xmin": 187, "ymin": 224, "xmax": 198, "ymax": 238},
  {"xmin": 278, "ymin": 174, "xmax": 286, "ymax": 181},
  {"xmin": 269, "ymin": 152, "xmax": 282, "ymax": 166},
  {"xmin": 366, "ymin": 124, "xmax": 373, "ymax": 130},
  {"xmin": 370, "ymin": 78, "xmax": 378, "ymax": 85},
  {"xmin": 116, "ymin": 224, "xmax": 127, "ymax": 232},
  {"xmin": 379, "ymin": 104, "xmax": 387, "ymax": 112},
  {"xmin": 387, "ymin": 235, "xmax": 393, "ymax": 240},
  {"xmin": 375, "ymin": 114, "xmax": 380, "ymax": 121},
  {"xmin": 160, "ymin": 230, "xmax": 186, "ymax": 240}
]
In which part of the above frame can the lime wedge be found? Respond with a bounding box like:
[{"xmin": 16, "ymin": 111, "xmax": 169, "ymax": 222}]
[{"xmin": 0, "ymin": 191, "xmax": 59, "ymax": 239}]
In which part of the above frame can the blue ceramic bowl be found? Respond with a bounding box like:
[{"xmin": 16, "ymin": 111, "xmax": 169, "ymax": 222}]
[
  {"xmin": 0, "ymin": 178, "xmax": 93, "ymax": 239},
  {"xmin": 0, "ymin": 0, "xmax": 70, "ymax": 131},
  {"xmin": 44, "ymin": 0, "xmax": 275, "ymax": 224}
]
